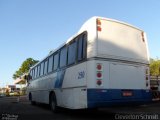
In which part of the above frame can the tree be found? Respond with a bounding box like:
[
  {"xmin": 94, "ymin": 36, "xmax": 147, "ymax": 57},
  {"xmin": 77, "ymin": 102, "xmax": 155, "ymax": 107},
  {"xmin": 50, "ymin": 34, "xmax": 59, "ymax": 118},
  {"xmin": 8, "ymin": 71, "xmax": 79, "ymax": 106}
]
[
  {"xmin": 13, "ymin": 58, "xmax": 39, "ymax": 79},
  {"xmin": 150, "ymin": 58, "xmax": 160, "ymax": 76}
]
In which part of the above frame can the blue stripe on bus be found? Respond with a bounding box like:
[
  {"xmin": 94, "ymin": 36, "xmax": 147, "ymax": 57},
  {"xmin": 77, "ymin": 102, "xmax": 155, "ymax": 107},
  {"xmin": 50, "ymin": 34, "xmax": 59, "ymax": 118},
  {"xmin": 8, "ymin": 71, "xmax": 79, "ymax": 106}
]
[
  {"xmin": 87, "ymin": 89, "xmax": 152, "ymax": 108},
  {"xmin": 54, "ymin": 70, "xmax": 66, "ymax": 88}
]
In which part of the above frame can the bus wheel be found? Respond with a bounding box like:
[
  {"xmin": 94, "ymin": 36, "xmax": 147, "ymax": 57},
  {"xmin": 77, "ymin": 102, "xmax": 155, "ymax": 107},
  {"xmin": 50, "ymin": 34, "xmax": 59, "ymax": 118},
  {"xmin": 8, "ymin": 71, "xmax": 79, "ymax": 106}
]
[
  {"xmin": 29, "ymin": 93, "xmax": 36, "ymax": 105},
  {"xmin": 50, "ymin": 93, "xmax": 58, "ymax": 113}
]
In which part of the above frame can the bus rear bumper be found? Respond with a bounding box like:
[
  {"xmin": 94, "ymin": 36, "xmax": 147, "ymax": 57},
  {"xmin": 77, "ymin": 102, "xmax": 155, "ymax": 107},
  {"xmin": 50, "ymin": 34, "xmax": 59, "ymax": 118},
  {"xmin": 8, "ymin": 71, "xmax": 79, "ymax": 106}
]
[{"xmin": 87, "ymin": 89, "xmax": 152, "ymax": 108}]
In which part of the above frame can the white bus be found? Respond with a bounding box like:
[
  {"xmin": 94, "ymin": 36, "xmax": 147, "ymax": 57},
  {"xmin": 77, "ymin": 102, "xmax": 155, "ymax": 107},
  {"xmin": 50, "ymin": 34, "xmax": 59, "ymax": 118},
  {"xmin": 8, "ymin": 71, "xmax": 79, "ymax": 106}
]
[{"xmin": 27, "ymin": 16, "xmax": 152, "ymax": 112}]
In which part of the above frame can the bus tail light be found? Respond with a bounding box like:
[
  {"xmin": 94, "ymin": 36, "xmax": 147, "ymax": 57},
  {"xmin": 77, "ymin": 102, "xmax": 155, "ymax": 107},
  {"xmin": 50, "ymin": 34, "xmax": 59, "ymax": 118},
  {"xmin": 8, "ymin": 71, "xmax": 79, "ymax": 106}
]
[
  {"xmin": 97, "ymin": 80, "xmax": 102, "ymax": 86},
  {"xmin": 97, "ymin": 26, "xmax": 102, "ymax": 31},
  {"xmin": 146, "ymin": 82, "xmax": 149, "ymax": 87},
  {"xmin": 146, "ymin": 76, "xmax": 149, "ymax": 80},
  {"xmin": 97, "ymin": 63, "xmax": 102, "ymax": 70},
  {"xmin": 97, "ymin": 72, "xmax": 102, "ymax": 78},
  {"xmin": 141, "ymin": 32, "xmax": 145, "ymax": 42},
  {"xmin": 96, "ymin": 63, "xmax": 103, "ymax": 86},
  {"xmin": 97, "ymin": 64, "xmax": 102, "ymax": 70},
  {"xmin": 145, "ymin": 68, "xmax": 150, "ymax": 87},
  {"xmin": 97, "ymin": 19, "xmax": 101, "ymax": 25},
  {"xmin": 97, "ymin": 19, "xmax": 102, "ymax": 32},
  {"xmin": 146, "ymin": 69, "xmax": 149, "ymax": 75}
]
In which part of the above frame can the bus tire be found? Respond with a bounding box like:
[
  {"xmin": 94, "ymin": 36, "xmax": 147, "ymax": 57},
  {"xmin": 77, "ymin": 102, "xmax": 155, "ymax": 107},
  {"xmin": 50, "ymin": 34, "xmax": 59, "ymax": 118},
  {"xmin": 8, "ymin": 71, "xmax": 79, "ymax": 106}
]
[
  {"xmin": 29, "ymin": 93, "xmax": 36, "ymax": 105},
  {"xmin": 50, "ymin": 93, "xmax": 59, "ymax": 113}
]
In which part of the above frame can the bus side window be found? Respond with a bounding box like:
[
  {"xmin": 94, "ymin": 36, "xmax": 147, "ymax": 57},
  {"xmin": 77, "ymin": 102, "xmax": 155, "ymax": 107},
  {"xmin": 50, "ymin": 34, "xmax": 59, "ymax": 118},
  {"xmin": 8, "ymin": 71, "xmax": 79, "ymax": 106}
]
[
  {"xmin": 82, "ymin": 34, "xmax": 87, "ymax": 59},
  {"xmin": 37, "ymin": 65, "xmax": 40, "ymax": 77},
  {"xmin": 54, "ymin": 53, "xmax": 59, "ymax": 71},
  {"xmin": 68, "ymin": 41, "xmax": 77, "ymax": 65},
  {"xmin": 32, "ymin": 68, "xmax": 35, "ymax": 79},
  {"xmin": 34, "ymin": 66, "xmax": 37, "ymax": 79},
  {"xmin": 48, "ymin": 55, "xmax": 54, "ymax": 73},
  {"xmin": 29, "ymin": 74, "xmax": 32, "ymax": 80},
  {"xmin": 78, "ymin": 33, "xmax": 87, "ymax": 62},
  {"xmin": 40, "ymin": 62, "xmax": 44, "ymax": 76},
  {"xmin": 44, "ymin": 59, "xmax": 48, "ymax": 75},
  {"xmin": 60, "ymin": 47, "xmax": 67, "ymax": 68},
  {"xmin": 78, "ymin": 36, "xmax": 83, "ymax": 61},
  {"xmin": 30, "ymin": 70, "xmax": 32, "ymax": 80}
]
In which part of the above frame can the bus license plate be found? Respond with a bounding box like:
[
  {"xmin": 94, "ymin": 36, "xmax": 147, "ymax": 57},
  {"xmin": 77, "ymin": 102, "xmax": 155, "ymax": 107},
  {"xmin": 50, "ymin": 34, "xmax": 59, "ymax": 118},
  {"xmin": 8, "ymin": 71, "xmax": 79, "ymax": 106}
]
[{"xmin": 122, "ymin": 91, "xmax": 133, "ymax": 96}]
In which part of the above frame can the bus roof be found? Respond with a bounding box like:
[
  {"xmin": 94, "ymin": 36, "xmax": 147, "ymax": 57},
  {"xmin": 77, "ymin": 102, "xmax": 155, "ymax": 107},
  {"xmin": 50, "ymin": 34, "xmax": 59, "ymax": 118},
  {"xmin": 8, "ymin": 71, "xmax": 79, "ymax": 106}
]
[{"xmin": 78, "ymin": 16, "xmax": 143, "ymax": 33}]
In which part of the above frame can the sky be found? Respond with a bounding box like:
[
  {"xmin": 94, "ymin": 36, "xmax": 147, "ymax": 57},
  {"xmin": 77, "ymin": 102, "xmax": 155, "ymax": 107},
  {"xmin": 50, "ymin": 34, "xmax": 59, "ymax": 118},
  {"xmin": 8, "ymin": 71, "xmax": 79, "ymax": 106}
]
[{"xmin": 0, "ymin": 0, "xmax": 160, "ymax": 87}]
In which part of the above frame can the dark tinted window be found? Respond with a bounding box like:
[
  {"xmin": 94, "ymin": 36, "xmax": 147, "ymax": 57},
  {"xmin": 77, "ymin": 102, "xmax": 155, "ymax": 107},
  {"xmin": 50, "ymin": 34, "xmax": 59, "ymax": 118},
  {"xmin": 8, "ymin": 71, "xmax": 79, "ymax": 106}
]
[
  {"xmin": 54, "ymin": 53, "xmax": 59, "ymax": 70},
  {"xmin": 60, "ymin": 47, "xmax": 67, "ymax": 68},
  {"xmin": 34, "ymin": 67, "xmax": 37, "ymax": 78},
  {"xmin": 44, "ymin": 59, "xmax": 48, "ymax": 75},
  {"xmin": 68, "ymin": 41, "xmax": 77, "ymax": 65},
  {"xmin": 82, "ymin": 34, "xmax": 87, "ymax": 58},
  {"xmin": 48, "ymin": 55, "xmax": 53, "ymax": 73},
  {"xmin": 30, "ymin": 70, "xmax": 33, "ymax": 80},
  {"xmin": 78, "ymin": 36, "xmax": 83, "ymax": 61},
  {"xmin": 37, "ymin": 65, "xmax": 40, "ymax": 77},
  {"xmin": 32, "ymin": 69, "xmax": 35, "ymax": 79},
  {"xmin": 78, "ymin": 34, "xmax": 87, "ymax": 61},
  {"xmin": 40, "ymin": 62, "xmax": 44, "ymax": 76}
]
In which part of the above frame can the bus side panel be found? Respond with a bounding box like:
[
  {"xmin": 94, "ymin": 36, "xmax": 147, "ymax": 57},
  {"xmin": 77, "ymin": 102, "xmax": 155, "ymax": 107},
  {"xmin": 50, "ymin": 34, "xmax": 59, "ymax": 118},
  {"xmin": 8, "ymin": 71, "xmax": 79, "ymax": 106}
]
[
  {"xmin": 55, "ymin": 88, "xmax": 74, "ymax": 108},
  {"xmin": 62, "ymin": 62, "xmax": 87, "ymax": 88},
  {"xmin": 73, "ymin": 87, "xmax": 87, "ymax": 109},
  {"xmin": 27, "ymin": 73, "xmax": 57, "ymax": 104},
  {"xmin": 55, "ymin": 62, "xmax": 87, "ymax": 109},
  {"xmin": 55, "ymin": 87, "xmax": 87, "ymax": 109},
  {"xmin": 31, "ymin": 90, "xmax": 49, "ymax": 103}
]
